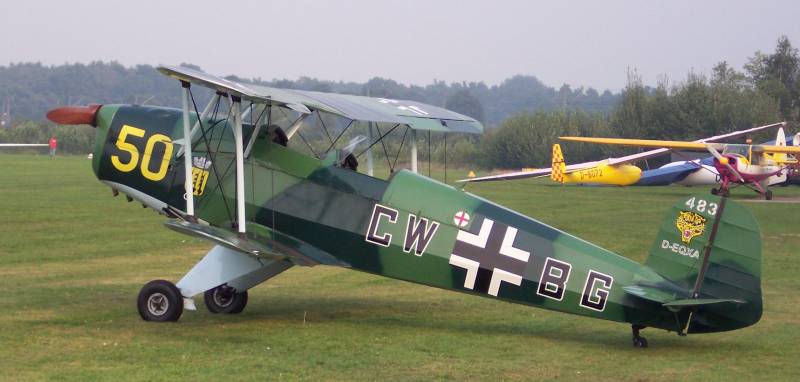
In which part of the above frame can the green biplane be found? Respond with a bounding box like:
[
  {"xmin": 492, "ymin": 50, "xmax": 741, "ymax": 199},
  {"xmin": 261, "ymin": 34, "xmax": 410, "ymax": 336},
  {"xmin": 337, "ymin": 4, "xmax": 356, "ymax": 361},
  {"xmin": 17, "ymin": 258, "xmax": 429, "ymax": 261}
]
[{"xmin": 47, "ymin": 66, "xmax": 763, "ymax": 348}]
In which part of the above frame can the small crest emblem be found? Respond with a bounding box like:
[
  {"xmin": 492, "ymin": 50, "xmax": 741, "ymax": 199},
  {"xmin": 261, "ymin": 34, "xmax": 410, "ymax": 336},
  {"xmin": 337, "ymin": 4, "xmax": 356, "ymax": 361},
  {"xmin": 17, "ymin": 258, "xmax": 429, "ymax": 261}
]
[
  {"xmin": 676, "ymin": 211, "xmax": 706, "ymax": 244},
  {"xmin": 191, "ymin": 167, "xmax": 210, "ymax": 196}
]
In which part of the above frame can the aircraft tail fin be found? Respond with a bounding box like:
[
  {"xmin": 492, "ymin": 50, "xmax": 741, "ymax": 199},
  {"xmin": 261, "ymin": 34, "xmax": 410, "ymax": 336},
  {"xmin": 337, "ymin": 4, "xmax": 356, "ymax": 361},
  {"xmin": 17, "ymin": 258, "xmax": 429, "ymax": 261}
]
[
  {"xmin": 776, "ymin": 127, "xmax": 787, "ymax": 146},
  {"xmin": 772, "ymin": 127, "xmax": 788, "ymax": 163},
  {"xmin": 550, "ymin": 144, "xmax": 567, "ymax": 183},
  {"xmin": 644, "ymin": 194, "xmax": 762, "ymax": 333}
]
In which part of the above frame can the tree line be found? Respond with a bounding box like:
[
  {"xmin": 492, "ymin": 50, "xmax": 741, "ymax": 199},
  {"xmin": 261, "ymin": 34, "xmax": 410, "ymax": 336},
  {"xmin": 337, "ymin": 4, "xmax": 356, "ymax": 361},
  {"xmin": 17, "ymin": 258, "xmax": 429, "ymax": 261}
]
[
  {"xmin": 2, "ymin": 36, "xmax": 798, "ymax": 170},
  {"xmin": 468, "ymin": 36, "xmax": 798, "ymax": 169},
  {"xmin": 0, "ymin": 62, "xmax": 619, "ymax": 126}
]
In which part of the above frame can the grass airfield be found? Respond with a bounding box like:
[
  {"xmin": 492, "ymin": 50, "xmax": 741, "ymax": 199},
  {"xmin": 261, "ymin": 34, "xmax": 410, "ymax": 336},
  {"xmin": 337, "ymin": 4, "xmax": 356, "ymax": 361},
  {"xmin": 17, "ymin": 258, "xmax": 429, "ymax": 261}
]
[{"xmin": 1, "ymin": 154, "xmax": 798, "ymax": 381}]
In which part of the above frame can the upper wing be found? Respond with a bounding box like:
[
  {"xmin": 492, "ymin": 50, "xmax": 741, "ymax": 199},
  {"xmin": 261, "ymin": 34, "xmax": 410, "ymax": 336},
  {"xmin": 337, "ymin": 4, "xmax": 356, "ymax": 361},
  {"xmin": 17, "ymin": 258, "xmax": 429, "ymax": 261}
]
[
  {"xmin": 751, "ymin": 144, "xmax": 800, "ymax": 154},
  {"xmin": 158, "ymin": 65, "xmax": 314, "ymax": 114},
  {"xmin": 605, "ymin": 122, "xmax": 785, "ymax": 165},
  {"xmin": 561, "ymin": 137, "xmax": 800, "ymax": 155},
  {"xmin": 158, "ymin": 65, "xmax": 483, "ymax": 134},
  {"xmin": 560, "ymin": 137, "xmax": 709, "ymax": 150}
]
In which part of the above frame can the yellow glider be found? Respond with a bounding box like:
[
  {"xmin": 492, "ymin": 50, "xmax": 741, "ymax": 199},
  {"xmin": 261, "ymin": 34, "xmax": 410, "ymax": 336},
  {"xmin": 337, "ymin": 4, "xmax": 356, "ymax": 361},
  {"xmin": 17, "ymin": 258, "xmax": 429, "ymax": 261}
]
[{"xmin": 550, "ymin": 144, "xmax": 641, "ymax": 186}]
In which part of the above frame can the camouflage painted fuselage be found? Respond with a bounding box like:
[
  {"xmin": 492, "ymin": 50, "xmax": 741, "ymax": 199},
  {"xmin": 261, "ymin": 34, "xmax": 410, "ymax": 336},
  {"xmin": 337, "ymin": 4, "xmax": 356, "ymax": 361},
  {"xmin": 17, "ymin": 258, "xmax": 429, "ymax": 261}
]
[{"xmin": 90, "ymin": 104, "xmax": 761, "ymax": 334}]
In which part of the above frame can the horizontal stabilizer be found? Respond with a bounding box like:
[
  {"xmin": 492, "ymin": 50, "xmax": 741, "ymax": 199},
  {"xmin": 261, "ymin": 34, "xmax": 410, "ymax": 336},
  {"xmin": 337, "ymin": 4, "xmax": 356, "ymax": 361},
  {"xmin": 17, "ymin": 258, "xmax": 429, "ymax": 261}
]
[
  {"xmin": 625, "ymin": 285, "xmax": 747, "ymax": 313},
  {"xmin": 623, "ymin": 284, "xmax": 680, "ymax": 304},
  {"xmin": 662, "ymin": 298, "xmax": 746, "ymax": 312}
]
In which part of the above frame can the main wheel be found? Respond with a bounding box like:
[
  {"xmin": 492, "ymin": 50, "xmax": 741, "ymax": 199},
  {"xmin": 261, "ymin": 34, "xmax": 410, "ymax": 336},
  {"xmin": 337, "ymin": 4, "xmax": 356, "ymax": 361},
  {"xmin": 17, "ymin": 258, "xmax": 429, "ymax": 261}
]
[
  {"xmin": 765, "ymin": 190, "xmax": 773, "ymax": 200},
  {"xmin": 633, "ymin": 336, "xmax": 648, "ymax": 348},
  {"xmin": 137, "ymin": 280, "xmax": 183, "ymax": 322},
  {"xmin": 711, "ymin": 188, "xmax": 719, "ymax": 195},
  {"xmin": 204, "ymin": 285, "xmax": 248, "ymax": 314}
]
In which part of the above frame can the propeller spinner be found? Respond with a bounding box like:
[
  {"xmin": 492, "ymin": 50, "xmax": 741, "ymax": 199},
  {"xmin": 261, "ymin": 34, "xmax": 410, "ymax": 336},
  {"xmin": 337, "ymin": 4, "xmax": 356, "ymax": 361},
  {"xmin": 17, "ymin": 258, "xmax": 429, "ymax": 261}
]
[{"xmin": 46, "ymin": 104, "xmax": 102, "ymax": 126}]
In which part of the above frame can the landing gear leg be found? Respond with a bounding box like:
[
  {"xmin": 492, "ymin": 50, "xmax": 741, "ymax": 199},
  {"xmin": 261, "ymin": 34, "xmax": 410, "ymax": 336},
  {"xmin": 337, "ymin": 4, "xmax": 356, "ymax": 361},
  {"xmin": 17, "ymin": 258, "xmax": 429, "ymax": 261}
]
[{"xmin": 632, "ymin": 324, "xmax": 648, "ymax": 348}]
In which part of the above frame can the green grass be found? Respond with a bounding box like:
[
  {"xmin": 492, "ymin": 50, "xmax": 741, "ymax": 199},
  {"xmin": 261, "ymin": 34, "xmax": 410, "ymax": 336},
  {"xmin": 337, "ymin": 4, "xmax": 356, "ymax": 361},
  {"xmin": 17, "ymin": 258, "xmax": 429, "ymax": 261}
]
[{"xmin": 1, "ymin": 154, "xmax": 799, "ymax": 381}]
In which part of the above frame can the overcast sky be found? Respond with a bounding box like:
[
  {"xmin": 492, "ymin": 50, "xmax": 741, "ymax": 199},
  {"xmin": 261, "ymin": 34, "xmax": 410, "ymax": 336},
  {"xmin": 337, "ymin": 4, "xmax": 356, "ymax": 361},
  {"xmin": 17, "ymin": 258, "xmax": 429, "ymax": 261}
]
[{"xmin": 1, "ymin": 0, "xmax": 798, "ymax": 91}]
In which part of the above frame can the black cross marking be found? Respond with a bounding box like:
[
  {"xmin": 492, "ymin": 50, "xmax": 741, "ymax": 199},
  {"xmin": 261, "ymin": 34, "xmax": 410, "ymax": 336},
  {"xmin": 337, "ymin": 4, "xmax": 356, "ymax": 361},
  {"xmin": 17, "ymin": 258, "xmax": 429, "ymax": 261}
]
[{"xmin": 449, "ymin": 217, "xmax": 530, "ymax": 297}]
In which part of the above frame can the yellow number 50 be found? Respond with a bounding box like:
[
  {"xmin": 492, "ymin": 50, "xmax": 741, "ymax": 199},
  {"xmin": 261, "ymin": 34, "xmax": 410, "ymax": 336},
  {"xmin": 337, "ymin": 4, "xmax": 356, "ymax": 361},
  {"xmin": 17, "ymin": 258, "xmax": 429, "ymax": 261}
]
[{"xmin": 111, "ymin": 124, "xmax": 174, "ymax": 182}]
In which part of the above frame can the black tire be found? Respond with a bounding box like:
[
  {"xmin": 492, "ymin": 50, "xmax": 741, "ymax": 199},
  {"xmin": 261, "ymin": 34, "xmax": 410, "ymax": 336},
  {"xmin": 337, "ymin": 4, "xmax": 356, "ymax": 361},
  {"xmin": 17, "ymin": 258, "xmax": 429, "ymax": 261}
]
[
  {"xmin": 765, "ymin": 190, "xmax": 773, "ymax": 200},
  {"xmin": 204, "ymin": 285, "xmax": 248, "ymax": 314},
  {"xmin": 137, "ymin": 280, "xmax": 183, "ymax": 322},
  {"xmin": 711, "ymin": 188, "xmax": 719, "ymax": 196},
  {"xmin": 633, "ymin": 337, "xmax": 648, "ymax": 348}
]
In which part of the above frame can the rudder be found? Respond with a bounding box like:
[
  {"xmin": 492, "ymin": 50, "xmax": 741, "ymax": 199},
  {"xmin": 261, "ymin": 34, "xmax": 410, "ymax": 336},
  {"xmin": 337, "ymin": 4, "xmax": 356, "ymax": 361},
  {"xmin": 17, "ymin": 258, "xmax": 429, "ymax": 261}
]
[{"xmin": 551, "ymin": 144, "xmax": 566, "ymax": 183}]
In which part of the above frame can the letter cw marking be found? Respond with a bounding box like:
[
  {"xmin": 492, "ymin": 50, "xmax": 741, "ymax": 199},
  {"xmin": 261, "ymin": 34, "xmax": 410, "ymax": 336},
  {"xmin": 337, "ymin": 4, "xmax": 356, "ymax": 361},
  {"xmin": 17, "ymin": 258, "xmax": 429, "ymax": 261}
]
[{"xmin": 365, "ymin": 203, "xmax": 441, "ymax": 257}]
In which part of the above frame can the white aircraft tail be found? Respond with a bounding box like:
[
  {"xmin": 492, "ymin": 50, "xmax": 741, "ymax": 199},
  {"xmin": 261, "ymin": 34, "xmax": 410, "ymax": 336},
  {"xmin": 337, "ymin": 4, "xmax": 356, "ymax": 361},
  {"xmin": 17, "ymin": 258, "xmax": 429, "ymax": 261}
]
[
  {"xmin": 776, "ymin": 127, "xmax": 787, "ymax": 146},
  {"xmin": 767, "ymin": 127, "xmax": 788, "ymax": 185},
  {"xmin": 769, "ymin": 128, "xmax": 788, "ymax": 162}
]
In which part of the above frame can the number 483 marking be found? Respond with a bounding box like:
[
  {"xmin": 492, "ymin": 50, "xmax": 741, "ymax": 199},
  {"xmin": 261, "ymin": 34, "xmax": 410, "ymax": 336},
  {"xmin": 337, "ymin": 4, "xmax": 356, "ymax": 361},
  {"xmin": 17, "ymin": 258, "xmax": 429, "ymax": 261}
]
[
  {"xmin": 110, "ymin": 124, "xmax": 174, "ymax": 181},
  {"xmin": 685, "ymin": 197, "xmax": 718, "ymax": 216}
]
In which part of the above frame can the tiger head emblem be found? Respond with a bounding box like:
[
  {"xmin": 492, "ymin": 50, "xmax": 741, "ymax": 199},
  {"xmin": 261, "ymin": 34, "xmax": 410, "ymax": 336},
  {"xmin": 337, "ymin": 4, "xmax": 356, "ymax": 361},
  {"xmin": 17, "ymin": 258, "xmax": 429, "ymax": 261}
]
[{"xmin": 676, "ymin": 211, "xmax": 707, "ymax": 244}]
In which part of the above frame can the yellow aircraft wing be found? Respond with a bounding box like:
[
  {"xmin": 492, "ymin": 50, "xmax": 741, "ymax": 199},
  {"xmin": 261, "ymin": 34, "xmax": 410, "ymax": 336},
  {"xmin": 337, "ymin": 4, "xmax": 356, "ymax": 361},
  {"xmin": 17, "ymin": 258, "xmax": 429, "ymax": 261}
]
[
  {"xmin": 559, "ymin": 137, "xmax": 709, "ymax": 150},
  {"xmin": 752, "ymin": 144, "xmax": 800, "ymax": 154},
  {"xmin": 560, "ymin": 136, "xmax": 800, "ymax": 155}
]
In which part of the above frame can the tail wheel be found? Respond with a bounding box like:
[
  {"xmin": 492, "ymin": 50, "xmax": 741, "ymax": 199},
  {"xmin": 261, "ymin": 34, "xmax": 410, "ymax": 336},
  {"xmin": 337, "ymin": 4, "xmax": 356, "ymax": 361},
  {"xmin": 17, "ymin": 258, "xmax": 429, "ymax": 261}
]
[
  {"xmin": 765, "ymin": 190, "xmax": 773, "ymax": 200},
  {"xmin": 137, "ymin": 280, "xmax": 183, "ymax": 322},
  {"xmin": 204, "ymin": 285, "xmax": 248, "ymax": 314}
]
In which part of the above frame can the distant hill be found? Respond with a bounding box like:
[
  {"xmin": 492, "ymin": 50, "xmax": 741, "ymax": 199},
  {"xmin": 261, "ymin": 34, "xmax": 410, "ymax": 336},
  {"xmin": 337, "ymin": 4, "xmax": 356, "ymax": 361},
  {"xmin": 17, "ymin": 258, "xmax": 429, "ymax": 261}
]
[{"xmin": 0, "ymin": 61, "xmax": 620, "ymax": 126}]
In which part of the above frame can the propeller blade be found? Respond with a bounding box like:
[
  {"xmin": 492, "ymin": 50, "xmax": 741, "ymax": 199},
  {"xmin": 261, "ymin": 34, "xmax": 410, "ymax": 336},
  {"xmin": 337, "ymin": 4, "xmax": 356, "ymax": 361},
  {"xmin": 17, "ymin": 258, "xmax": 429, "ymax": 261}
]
[
  {"xmin": 46, "ymin": 104, "xmax": 102, "ymax": 126},
  {"xmin": 707, "ymin": 145, "xmax": 744, "ymax": 182}
]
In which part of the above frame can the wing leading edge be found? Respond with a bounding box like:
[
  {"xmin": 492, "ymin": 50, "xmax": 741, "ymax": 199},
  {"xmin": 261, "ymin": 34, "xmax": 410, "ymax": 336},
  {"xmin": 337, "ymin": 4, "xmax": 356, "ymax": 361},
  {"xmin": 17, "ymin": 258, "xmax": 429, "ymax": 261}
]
[{"xmin": 562, "ymin": 135, "xmax": 800, "ymax": 154}]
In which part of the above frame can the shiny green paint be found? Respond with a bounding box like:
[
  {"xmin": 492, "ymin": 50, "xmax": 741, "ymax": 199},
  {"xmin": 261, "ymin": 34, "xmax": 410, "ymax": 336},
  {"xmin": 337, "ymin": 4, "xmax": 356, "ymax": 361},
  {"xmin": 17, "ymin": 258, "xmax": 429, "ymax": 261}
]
[{"xmin": 89, "ymin": 104, "xmax": 764, "ymax": 335}]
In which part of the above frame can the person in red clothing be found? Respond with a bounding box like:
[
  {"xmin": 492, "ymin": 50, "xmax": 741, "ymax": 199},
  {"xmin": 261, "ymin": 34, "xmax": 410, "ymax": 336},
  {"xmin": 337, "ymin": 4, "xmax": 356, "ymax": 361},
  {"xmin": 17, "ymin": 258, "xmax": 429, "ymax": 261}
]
[{"xmin": 48, "ymin": 136, "xmax": 57, "ymax": 157}]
